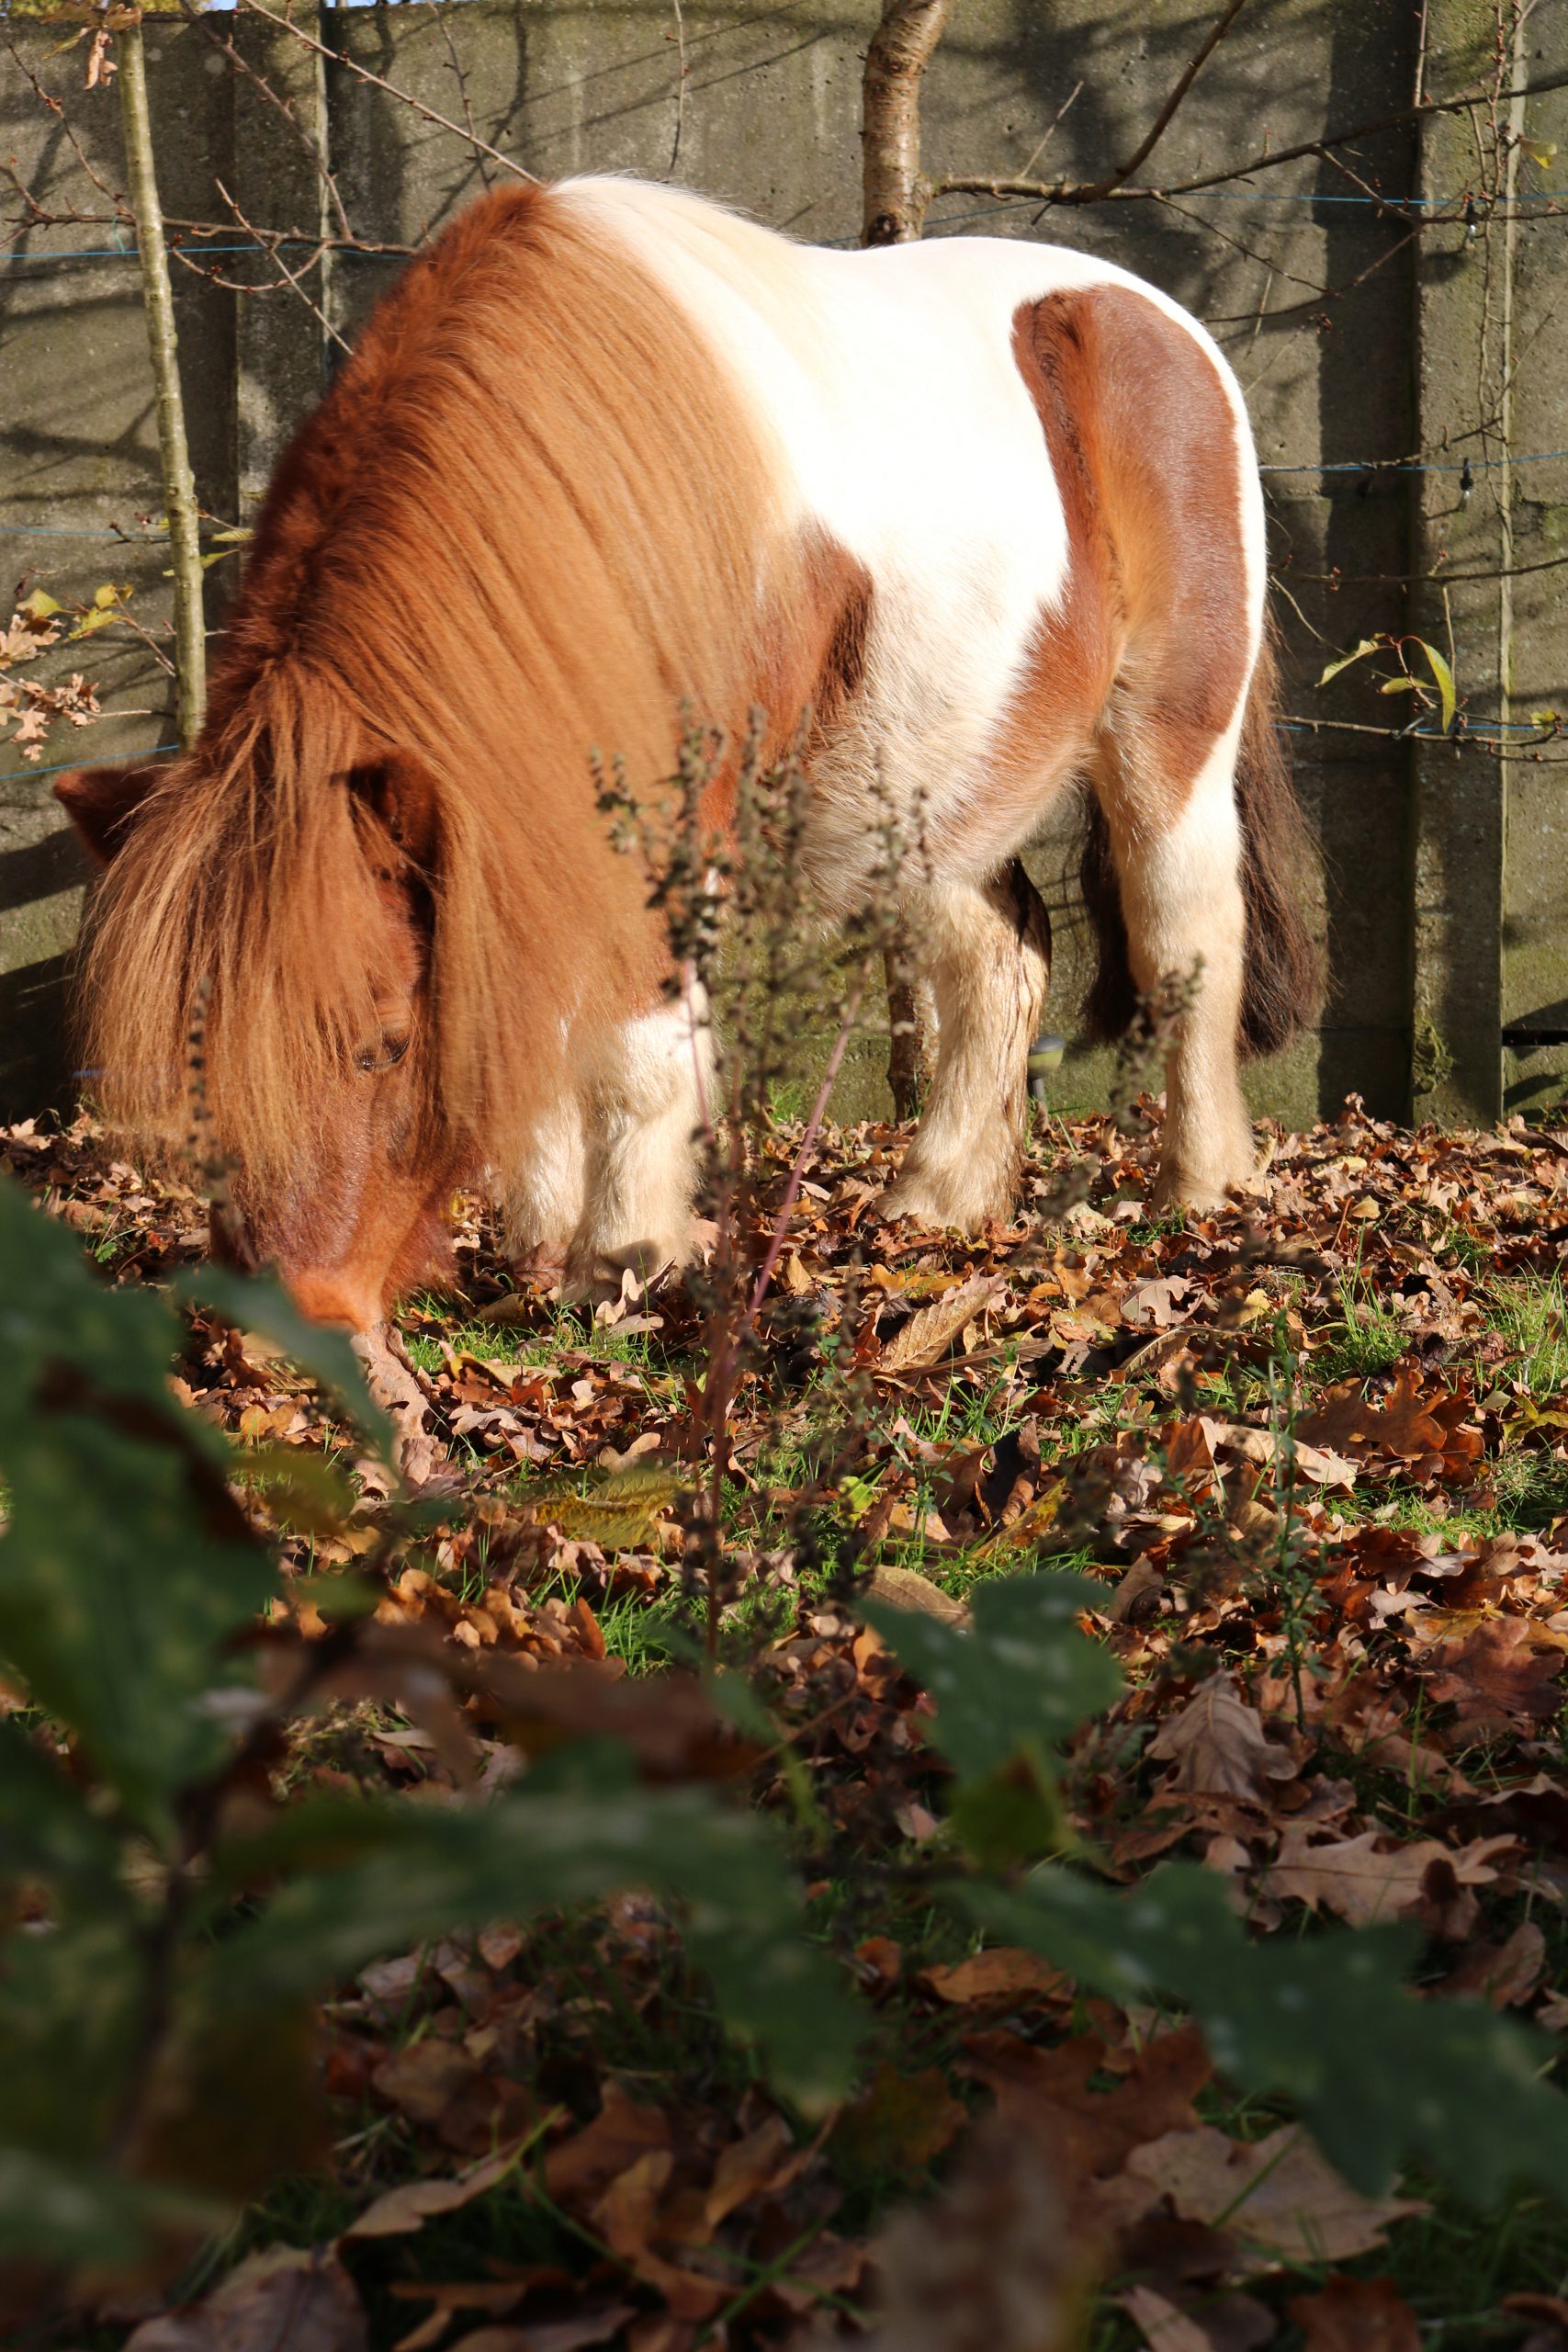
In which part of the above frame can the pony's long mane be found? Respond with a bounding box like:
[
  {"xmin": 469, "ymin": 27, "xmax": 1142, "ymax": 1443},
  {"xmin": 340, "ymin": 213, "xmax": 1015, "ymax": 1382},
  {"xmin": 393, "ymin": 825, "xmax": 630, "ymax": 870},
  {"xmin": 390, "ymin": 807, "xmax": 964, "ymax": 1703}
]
[{"xmin": 79, "ymin": 182, "xmax": 798, "ymax": 1187}]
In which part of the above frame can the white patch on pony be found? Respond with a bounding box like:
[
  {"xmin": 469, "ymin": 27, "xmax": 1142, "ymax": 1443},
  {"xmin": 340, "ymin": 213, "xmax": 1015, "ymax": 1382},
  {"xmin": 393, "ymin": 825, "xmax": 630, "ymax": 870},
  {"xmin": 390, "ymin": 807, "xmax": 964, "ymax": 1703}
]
[
  {"xmin": 564, "ymin": 985, "xmax": 714, "ymax": 1295},
  {"xmin": 883, "ymin": 868, "xmax": 1050, "ymax": 1231},
  {"xmin": 500, "ymin": 1088, "xmax": 587, "ymax": 1264},
  {"xmin": 561, "ymin": 176, "xmax": 1264, "ymax": 876}
]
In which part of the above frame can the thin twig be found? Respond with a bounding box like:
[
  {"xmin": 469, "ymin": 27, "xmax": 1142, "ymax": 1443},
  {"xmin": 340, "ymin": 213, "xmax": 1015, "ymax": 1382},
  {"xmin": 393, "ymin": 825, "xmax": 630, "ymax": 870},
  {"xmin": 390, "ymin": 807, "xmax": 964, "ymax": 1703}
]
[
  {"xmin": 116, "ymin": 13, "xmax": 205, "ymax": 748},
  {"xmin": 237, "ymin": 0, "xmax": 538, "ymax": 188}
]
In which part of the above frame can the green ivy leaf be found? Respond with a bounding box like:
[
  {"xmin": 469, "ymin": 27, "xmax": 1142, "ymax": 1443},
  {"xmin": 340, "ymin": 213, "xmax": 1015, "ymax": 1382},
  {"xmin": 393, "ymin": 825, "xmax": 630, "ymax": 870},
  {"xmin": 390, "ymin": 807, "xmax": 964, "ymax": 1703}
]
[
  {"xmin": 217, "ymin": 1783, "xmax": 863, "ymax": 2114},
  {"xmin": 862, "ymin": 1569, "xmax": 1122, "ymax": 1787},
  {"xmin": 963, "ymin": 1862, "xmax": 1568, "ymax": 2201}
]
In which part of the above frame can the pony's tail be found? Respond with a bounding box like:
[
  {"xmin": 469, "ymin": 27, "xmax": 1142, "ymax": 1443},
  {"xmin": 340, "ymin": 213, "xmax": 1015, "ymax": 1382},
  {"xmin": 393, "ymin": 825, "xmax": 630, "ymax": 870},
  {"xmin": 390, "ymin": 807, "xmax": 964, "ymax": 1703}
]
[{"xmin": 1078, "ymin": 625, "xmax": 1321, "ymax": 1057}]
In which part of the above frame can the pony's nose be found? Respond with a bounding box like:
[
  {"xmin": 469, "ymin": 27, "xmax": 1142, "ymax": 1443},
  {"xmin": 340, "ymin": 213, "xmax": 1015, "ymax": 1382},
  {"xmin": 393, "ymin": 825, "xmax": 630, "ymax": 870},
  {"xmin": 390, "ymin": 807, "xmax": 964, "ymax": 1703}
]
[{"xmin": 284, "ymin": 1269, "xmax": 380, "ymax": 1334}]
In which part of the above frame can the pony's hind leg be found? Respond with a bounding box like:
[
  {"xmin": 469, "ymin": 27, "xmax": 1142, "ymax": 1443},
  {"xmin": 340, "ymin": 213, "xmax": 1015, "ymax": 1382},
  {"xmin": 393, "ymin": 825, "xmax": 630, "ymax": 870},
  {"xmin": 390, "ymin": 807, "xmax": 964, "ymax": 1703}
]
[
  {"xmin": 882, "ymin": 861, "xmax": 1051, "ymax": 1230},
  {"xmin": 1093, "ymin": 718, "xmax": 1256, "ymax": 1212},
  {"xmin": 564, "ymin": 991, "xmax": 712, "ymax": 1297}
]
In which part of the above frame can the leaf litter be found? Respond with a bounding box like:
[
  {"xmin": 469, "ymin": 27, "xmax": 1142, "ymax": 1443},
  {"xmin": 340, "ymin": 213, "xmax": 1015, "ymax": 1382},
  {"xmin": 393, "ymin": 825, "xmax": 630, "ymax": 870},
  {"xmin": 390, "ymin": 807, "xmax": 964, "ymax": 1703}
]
[{"xmin": 6, "ymin": 1090, "xmax": 1568, "ymax": 2350}]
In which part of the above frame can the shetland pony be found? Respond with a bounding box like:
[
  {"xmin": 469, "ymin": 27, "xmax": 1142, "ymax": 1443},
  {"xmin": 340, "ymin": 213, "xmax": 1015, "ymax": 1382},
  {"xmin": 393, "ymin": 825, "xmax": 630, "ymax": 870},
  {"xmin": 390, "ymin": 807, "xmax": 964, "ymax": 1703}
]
[{"xmin": 56, "ymin": 176, "xmax": 1315, "ymax": 1331}]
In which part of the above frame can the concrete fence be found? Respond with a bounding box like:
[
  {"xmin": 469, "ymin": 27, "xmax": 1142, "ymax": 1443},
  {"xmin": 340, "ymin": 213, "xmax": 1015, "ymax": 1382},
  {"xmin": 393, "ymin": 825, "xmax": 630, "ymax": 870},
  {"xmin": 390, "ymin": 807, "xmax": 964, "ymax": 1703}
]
[{"xmin": 4, "ymin": 0, "xmax": 1565, "ymax": 1127}]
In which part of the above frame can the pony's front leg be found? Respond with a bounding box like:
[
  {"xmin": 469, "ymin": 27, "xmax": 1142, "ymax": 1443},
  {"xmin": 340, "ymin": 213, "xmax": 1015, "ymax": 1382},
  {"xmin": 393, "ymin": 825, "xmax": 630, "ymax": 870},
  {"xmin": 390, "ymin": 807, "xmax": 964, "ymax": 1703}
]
[
  {"xmin": 499, "ymin": 1091, "xmax": 588, "ymax": 1281},
  {"xmin": 881, "ymin": 863, "xmax": 1051, "ymax": 1231},
  {"xmin": 564, "ymin": 990, "xmax": 713, "ymax": 1297}
]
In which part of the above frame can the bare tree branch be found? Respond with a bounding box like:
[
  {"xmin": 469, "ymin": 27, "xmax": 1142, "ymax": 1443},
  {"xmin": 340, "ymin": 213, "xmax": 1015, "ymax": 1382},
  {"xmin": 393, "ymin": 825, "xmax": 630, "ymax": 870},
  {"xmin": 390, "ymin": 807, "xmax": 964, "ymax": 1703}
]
[
  {"xmin": 180, "ymin": 1, "xmax": 352, "ymax": 243},
  {"xmin": 932, "ymin": 59, "xmax": 1568, "ymax": 210},
  {"xmin": 237, "ymin": 0, "xmax": 538, "ymax": 190}
]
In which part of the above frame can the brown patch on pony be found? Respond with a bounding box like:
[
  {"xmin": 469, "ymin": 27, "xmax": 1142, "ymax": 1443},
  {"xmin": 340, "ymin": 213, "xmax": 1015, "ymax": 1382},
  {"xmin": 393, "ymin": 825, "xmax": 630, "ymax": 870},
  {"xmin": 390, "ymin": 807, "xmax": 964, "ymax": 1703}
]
[
  {"xmin": 998, "ymin": 283, "xmax": 1314, "ymax": 1056},
  {"xmin": 71, "ymin": 183, "xmax": 837, "ymax": 1241},
  {"xmin": 991, "ymin": 287, "xmax": 1251, "ymax": 826}
]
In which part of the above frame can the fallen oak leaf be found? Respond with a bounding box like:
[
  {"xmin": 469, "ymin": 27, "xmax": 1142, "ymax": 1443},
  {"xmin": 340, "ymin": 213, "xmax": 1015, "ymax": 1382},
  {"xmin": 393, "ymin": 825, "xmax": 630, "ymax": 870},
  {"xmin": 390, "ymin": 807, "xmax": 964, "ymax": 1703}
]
[
  {"xmin": 1261, "ymin": 1826, "xmax": 1516, "ymax": 1934},
  {"xmin": 1119, "ymin": 2282, "xmax": 1274, "ymax": 2352},
  {"xmin": 702, "ymin": 2112, "xmax": 804, "ymax": 2230},
  {"xmin": 863, "ymin": 1562, "xmax": 968, "ymax": 1621},
  {"xmin": 1438, "ymin": 1919, "xmax": 1547, "ymax": 2007},
  {"xmin": 1147, "ymin": 1677, "xmax": 1299, "ymax": 1805},
  {"xmin": 877, "ymin": 1273, "xmax": 1003, "ymax": 1375},
  {"xmin": 389, "ymin": 2281, "xmax": 527, "ymax": 2352},
  {"xmin": 124, "ymin": 2246, "xmax": 366, "ymax": 2352},
  {"xmin": 963, "ymin": 2024, "xmax": 1211, "ymax": 2194},
  {"xmin": 1124, "ymin": 2125, "xmax": 1424, "ymax": 2264},
  {"xmin": 1424, "ymin": 1618, "xmax": 1565, "ymax": 1731},
  {"xmin": 344, "ymin": 2143, "xmax": 526, "ymax": 2238},
  {"xmin": 545, "ymin": 2081, "xmax": 670, "ymax": 2204},
  {"xmin": 592, "ymin": 2148, "xmax": 728, "ymax": 2321}
]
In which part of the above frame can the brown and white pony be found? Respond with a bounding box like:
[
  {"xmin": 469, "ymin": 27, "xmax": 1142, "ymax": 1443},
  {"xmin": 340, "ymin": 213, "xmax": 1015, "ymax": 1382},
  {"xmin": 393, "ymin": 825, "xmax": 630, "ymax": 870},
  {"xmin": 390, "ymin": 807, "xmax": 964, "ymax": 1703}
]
[{"xmin": 56, "ymin": 176, "xmax": 1315, "ymax": 1331}]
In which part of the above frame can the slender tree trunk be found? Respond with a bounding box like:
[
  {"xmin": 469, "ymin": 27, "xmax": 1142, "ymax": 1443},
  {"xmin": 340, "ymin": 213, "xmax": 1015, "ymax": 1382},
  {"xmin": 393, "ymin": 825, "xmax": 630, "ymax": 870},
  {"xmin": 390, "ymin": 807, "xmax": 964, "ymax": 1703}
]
[
  {"xmin": 863, "ymin": 0, "xmax": 950, "ymax": 1115},
  {"xmin": 862, "ymin": 0, "xmax": 952, "ymax": 245},
  {"xmin": 118, "ymin": 14, "xmax": 207, "ymax": 750}
]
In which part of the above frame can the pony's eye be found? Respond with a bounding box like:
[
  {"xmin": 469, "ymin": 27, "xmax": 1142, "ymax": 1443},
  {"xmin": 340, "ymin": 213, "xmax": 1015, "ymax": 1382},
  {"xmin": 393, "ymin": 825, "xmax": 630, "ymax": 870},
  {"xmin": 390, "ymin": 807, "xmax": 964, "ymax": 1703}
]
[{"xmin": 355, "ymin": 1034, "xmax": 410, "ymax": 1073}]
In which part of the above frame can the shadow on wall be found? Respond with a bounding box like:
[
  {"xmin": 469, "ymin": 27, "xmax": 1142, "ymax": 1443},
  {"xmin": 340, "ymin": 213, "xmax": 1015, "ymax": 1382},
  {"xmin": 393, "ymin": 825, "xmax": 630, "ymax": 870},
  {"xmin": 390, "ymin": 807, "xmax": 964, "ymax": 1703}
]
[{"xmin": 0, "ymin": 955, "xmax": 75, "ymax": 1120}]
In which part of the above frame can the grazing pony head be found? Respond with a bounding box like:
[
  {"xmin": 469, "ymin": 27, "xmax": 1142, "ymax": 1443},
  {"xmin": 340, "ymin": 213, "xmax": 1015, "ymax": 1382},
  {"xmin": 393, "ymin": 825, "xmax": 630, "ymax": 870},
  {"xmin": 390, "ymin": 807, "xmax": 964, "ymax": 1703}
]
[
  {"xmin": 53, "ymin": 179, "xmax": 794, "ymax": 1325},
  {"xmin": 58, "ymin": 707, "xmax": 475, "ymax": 1330}
]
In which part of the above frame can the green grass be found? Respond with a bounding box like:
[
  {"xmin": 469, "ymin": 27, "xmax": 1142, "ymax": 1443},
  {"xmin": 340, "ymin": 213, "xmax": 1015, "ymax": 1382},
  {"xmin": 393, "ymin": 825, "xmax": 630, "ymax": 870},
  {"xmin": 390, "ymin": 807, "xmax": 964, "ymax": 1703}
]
[
  {"xmin": 1478, "ymin": 1270, "xmax": 1568, "ymax": 1398},
  {"xmin": 1309, "ymin": 1271, "xmax": 1409, "ymax": 1388}
]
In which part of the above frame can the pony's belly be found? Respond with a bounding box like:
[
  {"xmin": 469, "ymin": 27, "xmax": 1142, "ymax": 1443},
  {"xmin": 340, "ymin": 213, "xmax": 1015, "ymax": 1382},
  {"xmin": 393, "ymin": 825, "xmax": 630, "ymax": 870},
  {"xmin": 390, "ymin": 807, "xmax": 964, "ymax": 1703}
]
[{"xmin": 797, "ymin": 594, "xmax": 1066, "ymax": 917}]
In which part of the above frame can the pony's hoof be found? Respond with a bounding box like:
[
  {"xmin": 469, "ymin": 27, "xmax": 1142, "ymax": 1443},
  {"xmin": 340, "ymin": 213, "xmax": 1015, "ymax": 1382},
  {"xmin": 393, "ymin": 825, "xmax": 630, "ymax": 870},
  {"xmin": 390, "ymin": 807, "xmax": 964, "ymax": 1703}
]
[
  {"xmin": 1149, "ymin": 1166, "xmax": 1253, "ymax": 1216},
  {"xmin": 880, "ymin": 1171, "xmax": 1010, "ymax": 1235}
]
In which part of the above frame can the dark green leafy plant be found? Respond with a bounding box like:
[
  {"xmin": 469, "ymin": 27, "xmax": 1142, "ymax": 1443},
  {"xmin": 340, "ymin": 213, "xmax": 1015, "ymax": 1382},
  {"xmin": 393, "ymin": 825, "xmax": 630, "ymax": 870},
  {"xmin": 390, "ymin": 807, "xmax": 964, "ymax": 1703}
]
[
  {"xmin": 866, "ymin": 1577, "xmax": 1568, "ymax": 2199},
  {"xmin": 0, "ymin": 1174, "xmax": 860, "ymax": 2301},
  {"xmin": 4, "ymin": 1158, "xmax": 1567, "ymax": 2322}
]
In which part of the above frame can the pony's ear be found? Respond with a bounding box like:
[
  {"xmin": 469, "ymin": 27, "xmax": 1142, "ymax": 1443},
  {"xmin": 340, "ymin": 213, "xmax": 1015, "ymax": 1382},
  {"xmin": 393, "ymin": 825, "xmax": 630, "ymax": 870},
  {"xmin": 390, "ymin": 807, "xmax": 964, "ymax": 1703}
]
[
  {"xmin": 349, "ymin": 750, "xmax": 442, "ymax": 872},
  {"xmin": 52, "ymin": 761, "xmax": 161, "ymax": 866}
]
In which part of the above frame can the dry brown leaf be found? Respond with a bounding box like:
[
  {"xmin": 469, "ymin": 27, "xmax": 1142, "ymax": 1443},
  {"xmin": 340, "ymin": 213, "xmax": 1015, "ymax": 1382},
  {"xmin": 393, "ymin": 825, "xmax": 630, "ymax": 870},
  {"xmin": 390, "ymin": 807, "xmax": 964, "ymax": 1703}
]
[
  {"xmin": 1288, "ymin": 2276, "xmax": 1419, "ymax": 2352},
  {"xmin": 593, "ymin": 2148, "xmax": 727, "ymax": 2321},
  {"xmin": 1120, "ymin": 2283, "xmax": 1274, "ymax": 2352},
  {"xmin": 345, "ymin": 2146, "xmax": 520, "ymax": 2238},
  {"xmin": 1261, "ymin": 1826, "xmax": 1514, "ymax": 1930},
  {"xmin": 1439, "ymin": 1918, "xmax": 1547, "ymax": 2007},
  {"xmin": 878, "ymin": 1275, "xmax": 1001, "ymax": 1374},
  {"xmin": 964, "ymin": 2025, "xmax": 1211, "ymax": 2191},
  {"xmin": 863, "ymin": 1562, "xmax": 968, "ymax": 1622},
  {"xmin": 703, "ymin": 2114, "xmax": 798, "ymax": 2230},
  {"xmin": 1425, "ymin": 1618, "xmax": 1565, "ymax": 1729},
  {"xmin": 546, "ymin": 2081, "xmax": 671, "ymax": 2203},
  {"xmin": 124, "ymin": 2248, "xmax": 366, "ymax": 2352},
  {"xmin": 1125, "ymin": 2126, "xmax": 1424, "ymax": 2263},
  {"xmin": 1147, "ymin": 1678, "xmax": 1298, "ymax": 1804},
  {"xmin": 922, "ymin": 1947, "xmax": 1066, "ymax": 2006}
]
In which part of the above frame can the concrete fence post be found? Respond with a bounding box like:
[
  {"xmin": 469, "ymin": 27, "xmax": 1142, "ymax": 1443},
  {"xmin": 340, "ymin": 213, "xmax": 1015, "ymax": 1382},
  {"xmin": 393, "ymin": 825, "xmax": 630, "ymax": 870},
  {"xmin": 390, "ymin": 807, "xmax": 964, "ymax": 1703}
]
[
  {"xmin": 1407, "ymin": 0, "xmax": 1516, "ymax": 1126},
  {"xmin": 231, "ymin": 6, "xmax": 334, "ymax": 515}
]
